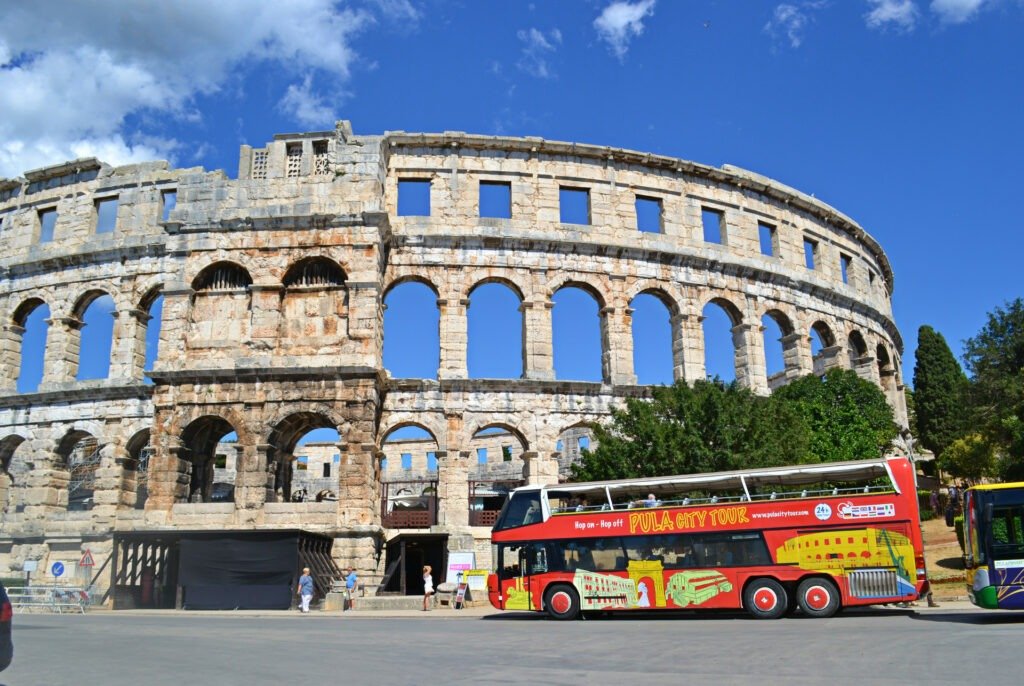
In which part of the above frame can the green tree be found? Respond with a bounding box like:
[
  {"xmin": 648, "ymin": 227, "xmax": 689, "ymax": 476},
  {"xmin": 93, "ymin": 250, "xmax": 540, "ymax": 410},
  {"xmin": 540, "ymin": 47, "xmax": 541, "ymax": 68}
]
[
  {"xmin": 962, "ymin": 298, "xmax": 1024, "ymax": 480},
  {"xmin": 938, "ymin": 433, "xmax": 997, "ymax": 483},
  {"xmin": 772, "ymin": 369, "xmax": 898, "ymax": 463},
  {"xmin": 912, "ymin": 325, "xmax": 967, "ymax": 458},
  {"xmin": 570, "ymin": 379, "xmax": 810, "ymax": 481}
]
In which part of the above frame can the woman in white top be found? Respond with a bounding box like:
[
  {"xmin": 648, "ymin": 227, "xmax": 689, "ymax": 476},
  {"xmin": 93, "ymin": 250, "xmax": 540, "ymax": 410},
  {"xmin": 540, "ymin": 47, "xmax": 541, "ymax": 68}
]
[{"xmin": 422, "ymin": 565, "xmax": 434, "ymax": 611}]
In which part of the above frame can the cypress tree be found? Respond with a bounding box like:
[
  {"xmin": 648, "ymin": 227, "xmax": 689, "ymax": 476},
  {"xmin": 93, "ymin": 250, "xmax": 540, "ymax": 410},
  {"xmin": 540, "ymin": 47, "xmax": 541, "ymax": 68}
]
[{"xmin": 913, "ymin": 325, "xmax": 967, "ymax": 457}]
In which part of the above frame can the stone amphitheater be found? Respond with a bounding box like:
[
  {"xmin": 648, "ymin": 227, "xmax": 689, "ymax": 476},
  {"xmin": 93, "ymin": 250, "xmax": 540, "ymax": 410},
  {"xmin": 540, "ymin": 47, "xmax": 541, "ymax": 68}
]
[{"xmin": 0, "ymin": 120, "xmax": 907, "ymax": 604}]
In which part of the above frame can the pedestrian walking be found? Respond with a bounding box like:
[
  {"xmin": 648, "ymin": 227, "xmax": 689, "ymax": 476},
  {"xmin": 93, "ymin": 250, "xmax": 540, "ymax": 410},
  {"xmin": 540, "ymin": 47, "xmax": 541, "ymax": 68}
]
[
  {"xmin": 297, "ymin": 567, "xmax": 314, "ymax": 613},
  {"xmin": 422, "ymin": 565, "xmax": 434, "ymax": 611},
  {"xmin": 929, "ymin": 489, "xmax": 939, "ymax": 515},
  {"xmin": 345, "ymin": 567, "xmax": 358, "ymax": 611}
]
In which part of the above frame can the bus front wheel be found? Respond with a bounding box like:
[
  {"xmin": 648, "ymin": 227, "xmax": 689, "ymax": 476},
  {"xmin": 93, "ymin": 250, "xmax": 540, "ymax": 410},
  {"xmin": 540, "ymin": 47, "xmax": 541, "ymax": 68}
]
[
  {"xmin": 796, "ymin": 578, "xmax": 840, "ymax": 618},
  {"xmin": 743, "ymin": 579, "xmax": 788, "ymax": 620},
  {"xmin": 544, "ymin": 585, "xmax": 580, "ymax": 621}
]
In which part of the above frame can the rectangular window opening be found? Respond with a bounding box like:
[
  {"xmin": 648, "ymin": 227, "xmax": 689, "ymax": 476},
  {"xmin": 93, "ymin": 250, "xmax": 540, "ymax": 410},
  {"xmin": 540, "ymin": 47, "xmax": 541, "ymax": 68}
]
[
  {"xmin": 38, "ymin": 208, "xmax": 57, "ymax": 243},
  {"xmin": 559, "ymin": 186, "xmax": 590, "ymax": 225},
  {"xmin": 635, "ymin": 196, "xmax": 663, "ymax": 233},
  {"xmin": 502, "ymin": 445, "xmax": 513, "ymax": 462},
  {"xmin": 286, "ymin": 143, "xmax": 302, "ymax": 178},
  {"xmin": 803, "ymin": 238, "xmax": 818, "ymax": 270},
  {"xmin": 480, "ymin": 180, "xmax": 512, "ymax": 219},
  {"xmin": 840, "ymin": 254, "xmax": 852, "ymax": 284},
  {"xmin": 869, "ymin": 270, "xmax": 876, "ymax": 286},
  {"xmin": 95, "ymin": 197, "xmax": 118, "ymax": 234},
  {"xmin": 758, "ymin": 221, "xmax": 777, "ymax": 257},
  {"xmin": 477, "ymin": 447, "xmax": 488, "ymax": 465},
  {"xmin": 161, "ymin": 189, "xmax": 177, "ymax": 222},
  {"xmin": 398, "ymin": 179, "xmax": 431, "ymax": 217},
  {"xmin": 427, "ymin": 451, "xmax": 437, "ymax": 471},
  {"xmin": 322, "ymin": 463, "xmax": 331, "ymax": 478},
  {"xmin": 401, "ymin": 453, "xmax": 412, "ymax": 470},
  {"xmin": 702, "ymin": 208, "xmax": 724, "ymax": 244}
]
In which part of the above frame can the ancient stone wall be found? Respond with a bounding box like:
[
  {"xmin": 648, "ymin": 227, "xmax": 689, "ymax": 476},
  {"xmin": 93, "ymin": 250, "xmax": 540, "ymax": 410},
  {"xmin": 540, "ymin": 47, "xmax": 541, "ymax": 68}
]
[{"xmin": 0, "ymin": 121, "xmax": 907, "ymax": 588}]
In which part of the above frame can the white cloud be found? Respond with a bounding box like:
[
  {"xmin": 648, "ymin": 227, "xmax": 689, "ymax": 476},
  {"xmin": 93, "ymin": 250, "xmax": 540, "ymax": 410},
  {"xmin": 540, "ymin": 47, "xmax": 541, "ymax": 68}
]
[
  {"xmin": 0, "ymin": 1, "xmax": 373, "ymax": 177},
  {"xmin": 516, "ymin": 28, "xmax": 562, "ymax": 79},
  {"xmin": 593, "ymin": 0, "xmax": 656, "ymax": 61},
  {"xmin": 930, "ymin": 0, "xmax": 986, "ymax": 23},
  {"xmin": 865, "ymin": 0, "xmax": 920, "ymax": 30},
  {"xmin": 372, "ymin": 0, "xmax": 421, "ymax": 25},
  {"xmin": 763, "ymin": 2, "xmax": 826, "ymax": 49},
  {"xmin": 279, "ymin": 75, "xmax": 339, "ymax": 129}
]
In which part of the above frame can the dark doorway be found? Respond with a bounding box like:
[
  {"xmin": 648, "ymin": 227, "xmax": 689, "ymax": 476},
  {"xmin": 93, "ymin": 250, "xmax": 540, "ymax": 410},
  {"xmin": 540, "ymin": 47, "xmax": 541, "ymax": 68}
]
[{"xmin": 381, "ymin": 534, "xmax": 448, "ymax": 595}]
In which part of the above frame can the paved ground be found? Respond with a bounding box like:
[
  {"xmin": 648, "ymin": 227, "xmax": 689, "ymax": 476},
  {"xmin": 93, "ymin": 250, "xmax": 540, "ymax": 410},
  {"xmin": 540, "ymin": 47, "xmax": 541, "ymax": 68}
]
[{"xmin": 4, "ymin": 603, "xmax": 1022, "ymax": 686}]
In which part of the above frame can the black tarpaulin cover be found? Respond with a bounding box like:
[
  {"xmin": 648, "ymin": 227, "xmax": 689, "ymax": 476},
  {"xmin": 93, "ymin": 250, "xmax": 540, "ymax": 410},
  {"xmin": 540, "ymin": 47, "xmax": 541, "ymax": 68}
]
[{"xmin": 179, "ymin": 533, "xmax": 296, "ymax": 610}]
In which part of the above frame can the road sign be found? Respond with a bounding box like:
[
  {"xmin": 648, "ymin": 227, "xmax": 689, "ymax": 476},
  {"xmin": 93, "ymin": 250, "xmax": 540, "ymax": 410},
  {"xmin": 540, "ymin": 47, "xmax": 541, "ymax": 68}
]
[
  {"xmin": 23, "ymin": 560, "xmax": 38, "ymax": 573},
  {"xmin": 79, "ymin": 550, "xmax": 95, "ymax": 567},
  {"xmin": 51, "ymin": 561, "xmax": 65, "ymax": 578}
]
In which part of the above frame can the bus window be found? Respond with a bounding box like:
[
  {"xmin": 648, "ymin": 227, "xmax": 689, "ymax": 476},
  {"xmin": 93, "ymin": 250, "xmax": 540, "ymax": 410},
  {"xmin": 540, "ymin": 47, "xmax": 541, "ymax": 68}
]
[
  {"xmin": 498, "ymin": 543, "xmax": 525, "ymax": 580},
  {"xmin": 494, "ymin": 491, "xmax": 543, "ymax": 531},
  {"xmin": 691, "ymin": 532, "xmax": 770, "ymax": 567}
]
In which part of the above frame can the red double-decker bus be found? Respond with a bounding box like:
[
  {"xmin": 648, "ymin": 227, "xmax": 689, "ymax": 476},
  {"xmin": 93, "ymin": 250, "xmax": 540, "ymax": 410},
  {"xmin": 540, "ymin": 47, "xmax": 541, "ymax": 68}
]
[{"xmin": 487, "ymin": 456, "xmax": 927, "ymax": 620}]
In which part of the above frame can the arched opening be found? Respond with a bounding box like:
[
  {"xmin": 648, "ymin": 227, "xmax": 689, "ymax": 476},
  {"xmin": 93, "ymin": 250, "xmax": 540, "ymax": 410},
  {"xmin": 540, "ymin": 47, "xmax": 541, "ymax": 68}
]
[
  {"xmin": 381, "ymin": 424, "xmax": 440, "ymax": 528},
  {"xmin": 470, "ymin": 424, "xmax": 528, "ymax": 526},
  {"xmin": 848, "ymin": 330, "xmax": 869, "ymax": 369},
  {"xmin": 384, "ymin": 280, "xmax": 439, "ymax": 379},
  {"xmin": 631, "ymin": 292, "xmax": 673, "ymax": 385},
  {"xmin": 762, "ymin": 310, "xmax": 794, "ymax": 391},
  {"xmin": 57, "ymin": 430, "xmax": 101, "ymax": 511},
  {"xmin": 553, "ymin": 285, "xmax": 603, "ymax": 382},
  {"xmin": 555, "ymin": 424, "xmax": 597, "ymax": 476},
  {"xmin": 702, "ymin": 299, "xmax": 741, "ymax": 382},
  {"xmin": 14, "ymin": 299, "xmax": 49, "ymax": 393},
  {"xmin": 877, "ymin": 343, "xmax": 897, "ymax": 396},
  {"xmin": 75, "ymin": 292, "xmax": 116, "ymax": 381},
  {"xmin": 267, "ymin": 413, "xmax": 340, "ymax": 503},
  {"xmin": 810, "ymin": 321, "xmax": 836, "ymax": 376},
  {"xmin": 0, "ymin": 435, "xmax": 26, "ymax": 515},
  {"xmin": 189, "ymin": 262, "xmax": 253, "ymax": 345},
  {"xmin": 280, "ymin": 257, "xmax": 348, "ymax": 342},
  {"xmin": 125, "ymin": 429, "xmax": 152, "ymax": 510},
  {"xmin": 468, "ymin": 281, "xmax": 523, "ymax": 379},
  {"xmin": 141, "ymin": 289, "xmax": 163, "ymax": 383},
  {"xmin": 180, "ymin": 417, "xmax": 238, "ymax": 503}
]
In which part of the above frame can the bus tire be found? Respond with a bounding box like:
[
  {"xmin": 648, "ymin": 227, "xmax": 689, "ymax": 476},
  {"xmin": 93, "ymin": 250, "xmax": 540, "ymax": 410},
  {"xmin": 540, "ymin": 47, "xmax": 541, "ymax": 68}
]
[
  {"xmin": 544, "ymin": 585, "xmax": 580, "ymax": 621},
  {"xmin": 796, "ymin": 578, "xmax": 840, "ymax": 618},
  {"xmin": 743, "ymin": 578, "xmax": 788, "ymax": 620}
]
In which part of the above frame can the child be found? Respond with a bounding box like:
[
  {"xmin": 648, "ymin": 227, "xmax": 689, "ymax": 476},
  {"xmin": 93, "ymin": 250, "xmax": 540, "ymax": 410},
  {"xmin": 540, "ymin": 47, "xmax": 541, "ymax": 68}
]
[{"xmin": 422, "ymin": 565, "xmax": 434, "ymax": 611}]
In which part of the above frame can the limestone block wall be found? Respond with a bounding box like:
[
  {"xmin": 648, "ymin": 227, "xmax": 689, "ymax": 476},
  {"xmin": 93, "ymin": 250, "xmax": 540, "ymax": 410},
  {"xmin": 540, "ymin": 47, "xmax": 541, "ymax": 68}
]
[{"xmin": 0, "ymin": 120, "xmax": 907, "ymax": 589}]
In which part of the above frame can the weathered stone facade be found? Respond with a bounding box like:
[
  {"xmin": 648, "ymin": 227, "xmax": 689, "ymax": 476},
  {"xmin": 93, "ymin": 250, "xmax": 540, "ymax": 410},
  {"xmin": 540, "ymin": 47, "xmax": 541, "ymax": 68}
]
[{"xmin": 0, "ymin": 121, "xmax": 906, "ymax": 592}]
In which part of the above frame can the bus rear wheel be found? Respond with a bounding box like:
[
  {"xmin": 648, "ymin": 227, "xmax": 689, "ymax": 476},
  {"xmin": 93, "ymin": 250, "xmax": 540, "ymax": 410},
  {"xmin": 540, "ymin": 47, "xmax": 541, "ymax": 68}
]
[
  {"xmin": 544, "ymin": 585, "xmax": 580, "ymax": 621},
  {"xmin": 797, "ymin": 578, "xmax": 840, "ymax": 618},
  {"xmin": 743, "ymin": 579, "xmax": 788, "ymax": 620}
]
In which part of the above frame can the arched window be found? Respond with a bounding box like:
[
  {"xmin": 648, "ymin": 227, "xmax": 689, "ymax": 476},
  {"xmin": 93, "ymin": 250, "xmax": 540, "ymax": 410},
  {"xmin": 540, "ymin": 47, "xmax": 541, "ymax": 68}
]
[
  {"xmin": 267, "ymin": 413, "xmax": 340, "ymax": 503},
  {"xmin": 809, "ymin": 321, "xmax": 836, "ymax": 376},
  {"xmin": 189, "ymin": 262, "xmax": 253, "ymax": 345},
  {"xmin": 14, "ymin": 300, "xmax": 49, "ymax": 393},
  {"xmin": 76, "ymin": 293, "xmax": 116, "ymax": 381},
  {"xmin": 468, "ymin": 282, "xmax": 523, "ymax": 379},
  {"xmin": 761, "ymin": 310, "xmax": 795, "ymax": 391},
  {"xmin": 57, "ymin": 430, "xmax": 101, "ymax": 511},
  {"xmin": 384, "ymin": 281, "xmax": 439, "ymax": 378},
  {"xmin": 281, "ymin": 258, "xmax": 348, "ymax": 342},
  {"xmin": 702, "ymin": 299, "xmax": 741, "ymax": 382},
  {"xmin": 142, "ymin": 292, "xmax": 163, "ymax": 382},
  {"xmin": 180, "ymin": 417, "xmax": 238, "ymax": 503},
  {"xmin": 631, "ymin": 292, "xmax": 673, "ymax": 385},
  {"xmin": 553, "ymin": 286, "xmax": 603, "ymax": 382}
]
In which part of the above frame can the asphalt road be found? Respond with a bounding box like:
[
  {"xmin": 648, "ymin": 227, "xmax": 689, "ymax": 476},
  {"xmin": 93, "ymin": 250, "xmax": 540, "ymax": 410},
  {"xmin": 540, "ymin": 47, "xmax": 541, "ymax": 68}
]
[{"xmin": 3, "ymin": 606, "xmax": 1022, "ymax": 686}]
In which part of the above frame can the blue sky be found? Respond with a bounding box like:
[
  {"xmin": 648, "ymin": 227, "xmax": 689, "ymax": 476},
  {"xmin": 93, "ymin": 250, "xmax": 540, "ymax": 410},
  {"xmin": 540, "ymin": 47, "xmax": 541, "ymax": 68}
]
[{"xmin": 4, "ymin": 0, "xmax": 1022, "ymax": 408}]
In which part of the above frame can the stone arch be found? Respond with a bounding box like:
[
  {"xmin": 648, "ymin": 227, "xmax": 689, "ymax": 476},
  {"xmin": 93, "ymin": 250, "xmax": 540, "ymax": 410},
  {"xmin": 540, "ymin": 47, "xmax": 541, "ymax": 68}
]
[
  {"xmin": 179, "ymin": 415, "xmax": 241, "ymax": 503},
  {"xmin": 6, "ymin": 298, "xmax": 50, "ymax": 392},
  {"xmin": 552, "ymin": 283, "xmax": 606, "ymax": 382},
  {"xmin": 876, "ymin": 341, "xmax": 897, "ymax": 394},
  {"xmin": 469, "ymin": 422, "xmax": 530, "ymax": 481},
  {"xmin": 701, "ymin": 296, "xmax": 744, "ymax": 383},
  {"xmin": 848, "ymin": 330, "xmax": 869, "ymax": 366},
  {"xmin": 630, "ymin": 288, "xmax": 676, "ymax": 385},
  {"xmin": 379, "ymin": 416, "xmax": 446, "ymax": 452},
  {"xmin": 188, "ymin": 262, "xmax": 253, "ymax": 347},
  {"xmin": 547, "ymin": 278, "xmax": 608, "ymax": 308},
  {"xmin": 761, "ymin": 308, "xmax": 796, "ymax": 391},
  {"xmin": 809, "ymin": 319, "xmax": 839, "ymax": 376},
  {"xmin": 56, "ymin": 428, "xmax": 101, "ymax": 511},
  {"xmin": 467, "ymin": 421, "xmax": 531, "ymax": 452},
  {"xmin": 266, "ymin": 411, "xmax": 340, "ymax": 503},
  {"xmin": 702, "ymin": 295, "xmax": 743, "ymax": 326},
  {"xmin": 382, "ymin": 274, "xmax": 440, "ymax": 300},
  {"xmin": 467, "ymin": 279, "xmax": 524, "ymax": 379},
  {"xmin": 124, "ymin": 429, "xmax": 152, "ymax": 509},
  {"xmin": 552, "ymin": 421, "xmax": 598, "ymax": 475},
  {"xmin": 467, "ymin": 276, "xmax": 526, "ymax": 302},
  {"xmin": 280, "ymin": 257, "xmax": 349, "ymax": 343},
  {"xmin": 630, "ymin": 286, "xmax": 682, "ymax": 317},
  {"xmin": 72, "ymin": 289, "xmax": 117, "ymax": 381},
  {"xmin": 190, "ymin": 261, "xmax": 253, "ymax": 291},
  {"xmin": 137, "ymin": 285, "xmax": 164, "ymax": 380},
  {"xmin": 380, "ymin": 422, "xmax": 442, "ymax": 481},
  {"xmin": 0, "ymin": 434, "xmax": 26, "ymax": 515},
  {"xmin": 384, "ymin": 277, "xmax": 441, "ymax": 379}
]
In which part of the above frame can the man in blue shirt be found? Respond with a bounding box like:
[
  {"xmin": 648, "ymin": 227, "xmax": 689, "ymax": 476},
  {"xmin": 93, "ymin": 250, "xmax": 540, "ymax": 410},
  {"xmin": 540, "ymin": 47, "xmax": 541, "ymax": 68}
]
[
  {"xmin": 345, "ymin": 567, "xmax": 358, "ymax": 610},
  {"xmin": 297, "ymin": 567, "xmax": 314, "ymax": 613}
]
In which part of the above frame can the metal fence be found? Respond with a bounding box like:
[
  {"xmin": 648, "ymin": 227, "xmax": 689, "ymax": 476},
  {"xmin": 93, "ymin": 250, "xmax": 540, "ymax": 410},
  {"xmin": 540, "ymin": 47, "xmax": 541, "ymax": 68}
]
[{"xmin": 6, "ymin": 585, "xmax": 95, "ymax": 614}]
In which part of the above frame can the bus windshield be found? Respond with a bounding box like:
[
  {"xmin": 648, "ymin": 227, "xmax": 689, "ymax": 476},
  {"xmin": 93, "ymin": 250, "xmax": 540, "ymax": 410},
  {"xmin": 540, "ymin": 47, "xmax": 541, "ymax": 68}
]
[{"xmin": 979, "ymin": 490, "xmax": 1024, "ymax": 562}]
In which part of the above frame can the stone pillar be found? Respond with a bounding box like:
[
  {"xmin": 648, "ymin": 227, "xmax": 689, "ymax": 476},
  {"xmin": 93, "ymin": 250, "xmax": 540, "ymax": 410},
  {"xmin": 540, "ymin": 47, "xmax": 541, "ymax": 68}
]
[
  {"xmin": 147, "ymin": 445, "xmax": 190, "ymax": 509},
  {"xmin": 437, "ymin": 450, "xmax": 471, "ymax": 527},
  {"xmin": 438, "ymin": 298, "xmax": 468, "ymax": 379},
  {"xmin": 233, "ymin": 444, "xmax": 265, "ymax": 511},
  {"xmin": 522, "ymin": 299, "xmax": 555, "ymax": 380},
  {"xmin": 522, "ymin": 451, "xmax": 559, "ymax": 486},
  {"xmin": 339, "ymin": 418, "xmax": 377, "ymax": 526},
  {"xmin": 154, "ymin": 286, "xmax": 192, "ymax": 374},
  {"xmin": 675, "ymin": 313, "xmax": 705, "ymax": 383},
  {"xmin": 258, "ymin": 444, "xmax": 278, "ymax": 503},
  {"xmin": 600, "ymin": 305, "xmax": 636, "ymax": 385},
  {"xmin": 813, "ymin": 344, "xmax": 843, "ymax": 376},
  {"xmin": 110, "ymin": 308, "xmax": 149, "ymax": 380},
  {"xmin": 249, "ymin": 285, "xmax": 282, "ymax": 350},
  {"xmin": 0, "ymin": 324, "xmax": 24, "ymax": 391},
  {"xmin": 733, "ymin": 323, "xmax": 769, "ymax": 395},
  {"xmin": 91, "ymin": 443, "xmax": 127, "ymax": 515},
  {"xmin": 781, "ymin": 332, "xmax": 813, "ymax": 381},
  {"xmin": 41, "ymin": 316, "xmax": 82, "ymax": 385},
  {"xmin": 20, "ymin": 449, "xmax": 68, "ymax": 525},
  {"xmin": 852, "ymin": 355, "xmax": 878, "ymax": 384}
]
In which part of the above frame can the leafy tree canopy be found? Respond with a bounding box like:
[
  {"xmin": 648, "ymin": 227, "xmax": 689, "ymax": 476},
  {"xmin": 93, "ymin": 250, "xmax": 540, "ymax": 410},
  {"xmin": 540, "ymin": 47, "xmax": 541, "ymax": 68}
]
[
  {"xmin": 937, "ymin": 433, "xmax": 997, "ymax": 483},
  {"xmin": 572, "ymin": 370, "xmax": 897, "ymax": 481},
  {"xmin": 912, "ymin": 325, "xmax": 968, "ymax": 457}
]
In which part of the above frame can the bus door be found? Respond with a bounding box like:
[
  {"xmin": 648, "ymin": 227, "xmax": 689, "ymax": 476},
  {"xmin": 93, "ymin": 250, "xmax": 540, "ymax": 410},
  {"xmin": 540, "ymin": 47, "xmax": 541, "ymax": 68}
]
[{"xmin": 498, "ymin": 542, "xmax": 543, "ymax": 610}]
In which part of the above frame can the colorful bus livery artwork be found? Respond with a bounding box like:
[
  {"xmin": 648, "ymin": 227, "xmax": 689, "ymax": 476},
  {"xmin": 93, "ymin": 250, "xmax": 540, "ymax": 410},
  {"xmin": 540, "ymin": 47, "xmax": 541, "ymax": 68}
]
[
  {"xmin": 963, "ymin": 482, "xmax": 1024, "ymax": 610},
  {"xmin": 487, "ymin": 457, "xmax": 927, "ymax": 620}
]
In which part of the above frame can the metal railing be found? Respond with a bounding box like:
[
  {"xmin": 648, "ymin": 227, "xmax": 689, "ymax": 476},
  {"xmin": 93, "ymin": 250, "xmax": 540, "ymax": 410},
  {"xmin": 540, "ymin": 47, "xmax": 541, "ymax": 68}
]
[{"xmin": 7, "ymin": 585, "xmax": 94, "ymax": 614}]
